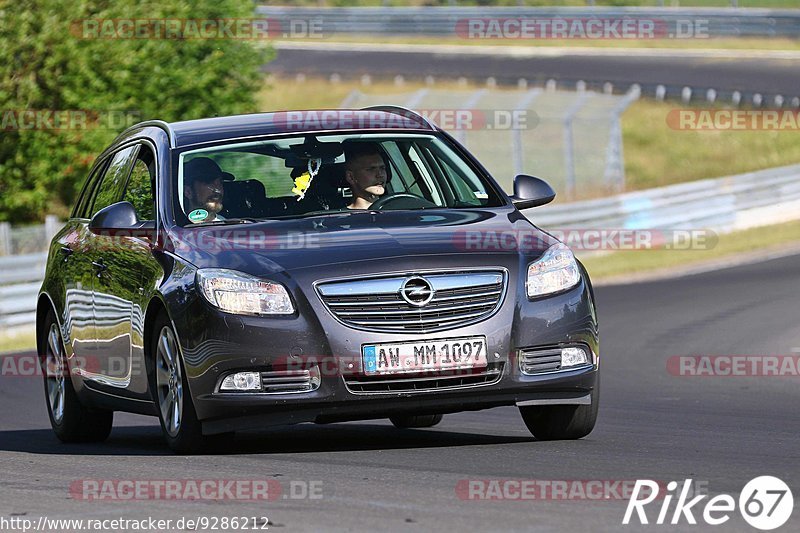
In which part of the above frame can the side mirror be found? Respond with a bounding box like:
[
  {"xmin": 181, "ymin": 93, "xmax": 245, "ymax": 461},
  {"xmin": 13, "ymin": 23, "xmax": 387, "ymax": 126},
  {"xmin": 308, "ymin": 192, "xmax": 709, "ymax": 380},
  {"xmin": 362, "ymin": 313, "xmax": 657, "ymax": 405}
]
[
  {"xmin": 89, "ymin": 201, "xmax": 155, "ymax": 240},
  {"xmin": 510, "ymin": 174, "xmax": 556, "ymax": 210}
]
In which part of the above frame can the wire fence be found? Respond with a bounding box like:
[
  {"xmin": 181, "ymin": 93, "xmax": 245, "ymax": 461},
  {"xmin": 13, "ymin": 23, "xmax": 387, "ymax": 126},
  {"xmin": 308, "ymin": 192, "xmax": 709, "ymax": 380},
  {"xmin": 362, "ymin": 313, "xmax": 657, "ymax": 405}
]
[
  {"xmin": 0, "ymin": 216, "xmax": 60, "ymax": 257},
  {"xmin": 343, "ymin": 86, "xmax": 639, "ymax": 200}
]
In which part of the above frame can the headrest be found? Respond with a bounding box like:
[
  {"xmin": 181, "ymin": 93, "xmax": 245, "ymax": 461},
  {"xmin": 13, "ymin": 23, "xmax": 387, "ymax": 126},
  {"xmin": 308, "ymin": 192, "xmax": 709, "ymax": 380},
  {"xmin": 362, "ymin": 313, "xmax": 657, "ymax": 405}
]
[
  {"xmin": 184, "ymin": 157, "xmax": 225, "ymax": 185},
  {"xmin": 287, "ymin": 136, "xmax": 343, "ymax": 164}
]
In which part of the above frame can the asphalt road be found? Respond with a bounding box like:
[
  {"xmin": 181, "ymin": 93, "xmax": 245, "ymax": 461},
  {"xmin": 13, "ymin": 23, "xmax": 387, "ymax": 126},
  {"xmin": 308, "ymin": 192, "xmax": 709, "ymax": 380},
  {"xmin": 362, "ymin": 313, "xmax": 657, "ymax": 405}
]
[
  {"xmin": 268, "ymin": 44, "xmax": 800, "ymax": 102},
  {"xmin": 1, "ymin": 253, "xmax": 799, "ymax": 532}
]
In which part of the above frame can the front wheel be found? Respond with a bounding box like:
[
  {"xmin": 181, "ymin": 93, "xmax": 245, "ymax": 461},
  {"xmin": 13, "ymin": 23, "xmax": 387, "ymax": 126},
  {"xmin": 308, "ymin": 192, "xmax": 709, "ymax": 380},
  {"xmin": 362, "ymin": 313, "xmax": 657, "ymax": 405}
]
[
  {"xmin": 39, "ymin": 310, "xmax": 113, "ymax": 442},
  {"xmin": 519, "ymin": 389, "xmax": 599, "ymax": 441},
  {"xmin": 149, "ymin": 312, "xmax": 231, "ymax": 454}
]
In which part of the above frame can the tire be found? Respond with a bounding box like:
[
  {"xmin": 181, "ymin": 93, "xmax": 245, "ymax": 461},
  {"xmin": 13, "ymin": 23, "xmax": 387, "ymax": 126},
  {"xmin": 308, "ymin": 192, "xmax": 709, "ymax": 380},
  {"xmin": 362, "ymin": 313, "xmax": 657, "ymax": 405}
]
[
  {"xmin": 518, "ymin": 389, "xmax": 599, "ymax": 441},
  {"xmin": 148, "ymin": 311, "xmax": 232, "ymax": 454},
  {"xmin": 39, "ymin": 310, "xmax": 113, "ymax": 443},
  {"xmin": 389, "ymin": 414, "xmax": 444, "ymax": 429}
]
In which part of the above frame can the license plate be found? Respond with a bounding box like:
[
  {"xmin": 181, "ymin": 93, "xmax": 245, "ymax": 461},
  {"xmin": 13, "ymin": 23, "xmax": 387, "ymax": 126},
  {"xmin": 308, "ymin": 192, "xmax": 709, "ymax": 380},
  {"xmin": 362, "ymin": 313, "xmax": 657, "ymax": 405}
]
[{"xmin": 362, "ymin": 337, "xmax": 487, "ymax": 376}]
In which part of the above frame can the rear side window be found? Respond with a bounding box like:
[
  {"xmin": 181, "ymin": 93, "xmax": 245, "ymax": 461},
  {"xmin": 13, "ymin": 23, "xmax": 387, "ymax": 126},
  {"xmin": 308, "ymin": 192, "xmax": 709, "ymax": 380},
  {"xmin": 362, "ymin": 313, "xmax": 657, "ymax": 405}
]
[
  {"xmin": 184, "ymin": 151, "xmax": 293, "ymax": 198},
  {"xmin": 90, "ymin": 145, "xmax": 139, "ymax": 216}
]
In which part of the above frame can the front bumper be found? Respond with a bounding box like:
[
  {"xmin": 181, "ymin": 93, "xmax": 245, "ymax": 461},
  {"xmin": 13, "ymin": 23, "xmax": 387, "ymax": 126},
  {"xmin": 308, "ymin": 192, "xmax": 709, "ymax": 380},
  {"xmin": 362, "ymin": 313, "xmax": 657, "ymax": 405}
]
[
  {"xmin": 168, "ymin": 270, "xmax": 599, "ymax": 435},
  {"xmin": 201, "ymin": 365, "xmax": 597, "ymax": 435}
]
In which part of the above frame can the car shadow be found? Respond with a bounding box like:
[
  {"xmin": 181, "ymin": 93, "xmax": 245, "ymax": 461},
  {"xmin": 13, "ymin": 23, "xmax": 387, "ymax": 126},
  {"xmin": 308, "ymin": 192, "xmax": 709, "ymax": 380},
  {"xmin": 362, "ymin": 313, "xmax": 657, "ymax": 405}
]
[
  {"xmin": 231, "ymin": 422, "xmax": 535, "ymax": 455},
  {"xmin": 0, "ymin": 422, "xmax": 535, "ymax": 456}
]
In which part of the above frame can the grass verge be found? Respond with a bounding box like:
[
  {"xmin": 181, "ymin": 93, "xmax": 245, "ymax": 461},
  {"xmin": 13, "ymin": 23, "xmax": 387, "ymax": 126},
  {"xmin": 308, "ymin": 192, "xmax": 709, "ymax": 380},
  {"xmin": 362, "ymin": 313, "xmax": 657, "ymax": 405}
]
[
  {"xmin": 0, "ymin": 328, "xmax": 36, "ymax": 355},
  {"xmin": 622, "ymin": 100, "xmax": 800, "ymax": 190}
]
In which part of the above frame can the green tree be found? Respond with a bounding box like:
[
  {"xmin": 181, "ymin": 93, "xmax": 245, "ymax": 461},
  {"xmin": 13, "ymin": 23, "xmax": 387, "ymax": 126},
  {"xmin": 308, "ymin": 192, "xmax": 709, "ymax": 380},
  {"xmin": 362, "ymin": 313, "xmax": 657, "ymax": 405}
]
[{"xmin": 0, "ymin": 0, "xmax": 272, "ymax": 222}]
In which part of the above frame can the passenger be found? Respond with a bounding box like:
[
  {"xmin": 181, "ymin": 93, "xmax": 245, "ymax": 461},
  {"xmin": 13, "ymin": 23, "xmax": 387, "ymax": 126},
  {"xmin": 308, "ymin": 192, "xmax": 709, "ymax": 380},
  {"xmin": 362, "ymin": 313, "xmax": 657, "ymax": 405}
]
[
  {"xmin": 183, "ymin": 157, "xmax": 225, "ymax": 221},
  {"xmin": 344, "ymin": 143, "xmax": 388, "ymax": 210}
]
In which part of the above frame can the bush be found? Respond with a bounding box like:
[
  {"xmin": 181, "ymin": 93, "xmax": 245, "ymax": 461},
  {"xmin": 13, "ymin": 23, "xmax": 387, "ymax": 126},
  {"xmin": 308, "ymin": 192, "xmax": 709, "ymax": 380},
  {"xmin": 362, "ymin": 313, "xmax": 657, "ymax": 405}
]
[{"xmin": 0, "ymin": 0, "xmax": 272, "ymax": 222}]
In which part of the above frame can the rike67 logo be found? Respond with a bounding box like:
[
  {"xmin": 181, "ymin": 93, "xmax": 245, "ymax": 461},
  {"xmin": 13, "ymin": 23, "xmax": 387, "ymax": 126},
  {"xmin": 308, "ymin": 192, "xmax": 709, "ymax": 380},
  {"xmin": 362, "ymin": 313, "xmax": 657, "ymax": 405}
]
[{"xmin": 623, "ymin": 477, "xmax": 793, "ymax": 530}]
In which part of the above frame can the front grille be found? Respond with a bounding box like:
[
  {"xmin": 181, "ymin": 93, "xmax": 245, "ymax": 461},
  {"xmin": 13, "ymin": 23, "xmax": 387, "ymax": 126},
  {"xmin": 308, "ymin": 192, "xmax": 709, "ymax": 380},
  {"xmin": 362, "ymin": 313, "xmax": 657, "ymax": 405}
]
[
  {"xmin": 316, "ymin": 270, "xmax": 506, "ymax": 333},
  {"xmin": 344, "ymin": 364, "xmax": 504, "ymax": 394},
  {"xmin": 519, "ymin": 347, "xmax": 562, "ymax": 375},
  {"xmin": 260, "ymin": 367, "xmax": 320, "ymax": 393}
]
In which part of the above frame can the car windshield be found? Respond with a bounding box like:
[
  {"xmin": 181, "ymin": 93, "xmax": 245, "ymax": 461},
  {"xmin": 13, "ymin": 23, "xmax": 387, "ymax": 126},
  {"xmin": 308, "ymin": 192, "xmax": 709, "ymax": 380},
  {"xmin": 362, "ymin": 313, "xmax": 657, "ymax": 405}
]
[{"xmin": 174, "ymin": 133, "xmax": 505, "ymax": 225}]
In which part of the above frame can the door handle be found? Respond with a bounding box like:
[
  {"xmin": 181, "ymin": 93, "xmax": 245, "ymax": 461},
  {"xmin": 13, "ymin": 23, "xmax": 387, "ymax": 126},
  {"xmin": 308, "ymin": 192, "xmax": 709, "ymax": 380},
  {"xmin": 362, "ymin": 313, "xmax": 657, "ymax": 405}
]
[{"xmin": 91, "ymin": 260, "xmax": 107, "ymax": 274}]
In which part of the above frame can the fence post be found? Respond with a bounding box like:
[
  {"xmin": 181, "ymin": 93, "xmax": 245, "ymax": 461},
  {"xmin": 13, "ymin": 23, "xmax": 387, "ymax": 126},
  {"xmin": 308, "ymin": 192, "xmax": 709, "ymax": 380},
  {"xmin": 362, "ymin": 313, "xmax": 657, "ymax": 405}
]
[
  {"xmin": 604, "ymin": 85, "xmax": 640, "ymax": 194},
  {"xmin": 562, "ymin": 92, "xmax": 594, "ymax": 201},
  {"xmin": 45, "ymin": 215, "xmax": 60, "ymax": 243},
  {"xmin": 0, "ymin": 222, "xmax": 11, "ymax": 256},
  {"xmin": 456, "ymin": 89, "xmax": 488, "ymax": 147},
  {"xmin": 403, "ymin": 88, "xmax": 430, "ymax": 110},
  {"xmin": 512, "ymin": 88, "xmax": 542, "ymax": 177},
  {"xmin": 339, "ymin": 89, "xmax": 362, "ymax": 109}
]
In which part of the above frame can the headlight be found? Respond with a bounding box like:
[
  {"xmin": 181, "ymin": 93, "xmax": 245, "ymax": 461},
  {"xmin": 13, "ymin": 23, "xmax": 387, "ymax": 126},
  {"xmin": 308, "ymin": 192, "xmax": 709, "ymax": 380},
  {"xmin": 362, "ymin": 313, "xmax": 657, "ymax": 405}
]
[
  {"xmin": 196, "ymin": 269, "xmax": 295, "ymax": 316},
  {"xmin": 526, "ymin": 243, "xmax": 581, "ymax": 298}
]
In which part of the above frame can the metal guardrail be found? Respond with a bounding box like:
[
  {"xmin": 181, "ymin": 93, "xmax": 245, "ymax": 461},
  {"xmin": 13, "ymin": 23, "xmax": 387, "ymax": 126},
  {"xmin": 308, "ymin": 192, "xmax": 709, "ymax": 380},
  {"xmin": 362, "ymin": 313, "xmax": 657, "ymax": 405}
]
[
  {"xmin": 2, "ymin": 163, "xmax": 799, "ymax": 331},
  {"xmin": 526, "ymin": 163, "xmax": 800, "ymax": 233},
  {"xmin": 256, "ymin": 6, "xmax": 800, "ymax": 38},
  {"xmin": 0, "ymin": 253, "xmax": 47, "ymax": 328}
]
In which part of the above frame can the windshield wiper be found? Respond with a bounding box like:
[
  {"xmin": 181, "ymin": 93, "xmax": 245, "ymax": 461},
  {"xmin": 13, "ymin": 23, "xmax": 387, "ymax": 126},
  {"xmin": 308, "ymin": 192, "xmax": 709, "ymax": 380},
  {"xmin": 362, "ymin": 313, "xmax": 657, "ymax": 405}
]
[
  {"xmin": 190, "ymin": 217, "xmax": 261, "ymax": 227},
  {"xmin": 269, "ymin": 210, "xmax": 353, "ymax": 221}
]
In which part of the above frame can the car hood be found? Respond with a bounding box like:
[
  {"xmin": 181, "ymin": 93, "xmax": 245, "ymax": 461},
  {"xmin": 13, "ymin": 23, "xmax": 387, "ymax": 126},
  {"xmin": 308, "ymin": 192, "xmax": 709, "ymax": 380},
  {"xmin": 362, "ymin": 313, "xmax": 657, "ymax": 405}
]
[{"xmin": 166, "ymin": 208, "xmax": 558, "ymax": 276}]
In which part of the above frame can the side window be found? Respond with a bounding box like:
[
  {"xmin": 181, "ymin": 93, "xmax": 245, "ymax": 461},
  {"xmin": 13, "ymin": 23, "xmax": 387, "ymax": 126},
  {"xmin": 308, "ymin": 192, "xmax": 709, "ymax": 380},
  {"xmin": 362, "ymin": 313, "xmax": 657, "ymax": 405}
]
[
  {"xmin": 439, "ymin": 159, "xmax": 484, "ymax": 205},
  {"xmin": 123, "ymin": 147, "xmax": 155, "ymax": 220},
  {"xmin": 382, "ymin": 142, "xmax": 423, "ymax": 197},
  {"xmin": 73, "ymin": 159, "xmax": 109, "ymax": 219},
  {"xmin": 90, "ymin": 145, "xmax": 139, "ymax": 216},
  {"xmin": 406, "ymin": 144, "xmax": 443, "ymax": 205}
]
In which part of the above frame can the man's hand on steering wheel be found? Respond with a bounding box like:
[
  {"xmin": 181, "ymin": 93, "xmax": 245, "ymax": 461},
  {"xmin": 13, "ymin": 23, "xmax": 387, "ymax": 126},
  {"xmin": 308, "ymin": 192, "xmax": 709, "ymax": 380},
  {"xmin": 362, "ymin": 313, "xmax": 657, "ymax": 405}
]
[{"xmin": 368, "ymin": 192, "xmax": 425, "ymax": 210}]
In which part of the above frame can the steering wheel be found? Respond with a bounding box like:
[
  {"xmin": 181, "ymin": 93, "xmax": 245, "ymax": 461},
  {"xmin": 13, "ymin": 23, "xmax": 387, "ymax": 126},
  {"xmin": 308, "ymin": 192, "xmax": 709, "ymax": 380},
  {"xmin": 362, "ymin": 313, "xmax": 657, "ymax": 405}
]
[{"xmin": 369, "ymin": 193, "xmax": 435, "ymax": 210}]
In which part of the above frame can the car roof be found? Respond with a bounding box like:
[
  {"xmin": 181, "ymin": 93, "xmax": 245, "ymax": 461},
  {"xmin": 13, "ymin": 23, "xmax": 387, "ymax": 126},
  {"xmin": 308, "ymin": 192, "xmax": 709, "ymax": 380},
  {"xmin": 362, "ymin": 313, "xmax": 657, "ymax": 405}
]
[{"xmin": 116, "ymin": 108, "xmax": 438, "ymax": 149}]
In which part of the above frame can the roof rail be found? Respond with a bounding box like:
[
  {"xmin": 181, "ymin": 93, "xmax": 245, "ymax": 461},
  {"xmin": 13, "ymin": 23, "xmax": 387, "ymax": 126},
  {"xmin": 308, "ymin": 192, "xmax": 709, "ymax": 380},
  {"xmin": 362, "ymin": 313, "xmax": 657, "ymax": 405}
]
[
  {"xmin": 360, "ymin": 105, "xmax": 436, "ymax": 130},
  {"xmin": 116, "ymin": 120, "xmax": 176, "ymax": 147}
]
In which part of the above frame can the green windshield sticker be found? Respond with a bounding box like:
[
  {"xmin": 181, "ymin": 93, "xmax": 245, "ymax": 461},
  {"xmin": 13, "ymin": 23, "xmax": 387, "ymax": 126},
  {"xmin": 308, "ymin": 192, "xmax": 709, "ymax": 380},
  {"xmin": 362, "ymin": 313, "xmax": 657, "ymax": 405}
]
[{"xmin": 188, "ymin": 209, "xmax": 208, "ymax": 223}]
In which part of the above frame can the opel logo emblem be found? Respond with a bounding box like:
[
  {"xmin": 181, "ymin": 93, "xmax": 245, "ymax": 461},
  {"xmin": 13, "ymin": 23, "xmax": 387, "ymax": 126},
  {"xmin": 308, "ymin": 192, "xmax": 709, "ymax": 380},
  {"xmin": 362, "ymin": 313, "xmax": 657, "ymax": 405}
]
[{"xmin": 400, "ymin": 276, "xmax": 435, "ymax": 307}]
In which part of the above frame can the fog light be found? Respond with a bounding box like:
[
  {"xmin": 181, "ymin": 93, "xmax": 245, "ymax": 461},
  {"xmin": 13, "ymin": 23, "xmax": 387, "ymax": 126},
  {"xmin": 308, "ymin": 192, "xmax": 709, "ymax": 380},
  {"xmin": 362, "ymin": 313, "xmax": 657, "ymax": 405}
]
[
  {"xmin": 561, "ymin": 347, "xmax": 589, "ymax": 368},
  {"xmin": 220, "ymin": 372, "xmax": 262, "ymax": 391}
]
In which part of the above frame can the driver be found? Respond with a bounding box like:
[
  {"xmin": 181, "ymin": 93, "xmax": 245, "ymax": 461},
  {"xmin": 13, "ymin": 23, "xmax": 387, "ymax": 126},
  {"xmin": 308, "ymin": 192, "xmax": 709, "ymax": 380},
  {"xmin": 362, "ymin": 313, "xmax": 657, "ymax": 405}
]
[
  {"xmin": 183, "ymin": 157, "xmax": 225, "ymax": 222},
  {"xmin": 344, "ymin": 143, "xmax": 388, "ymax": 210}
]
